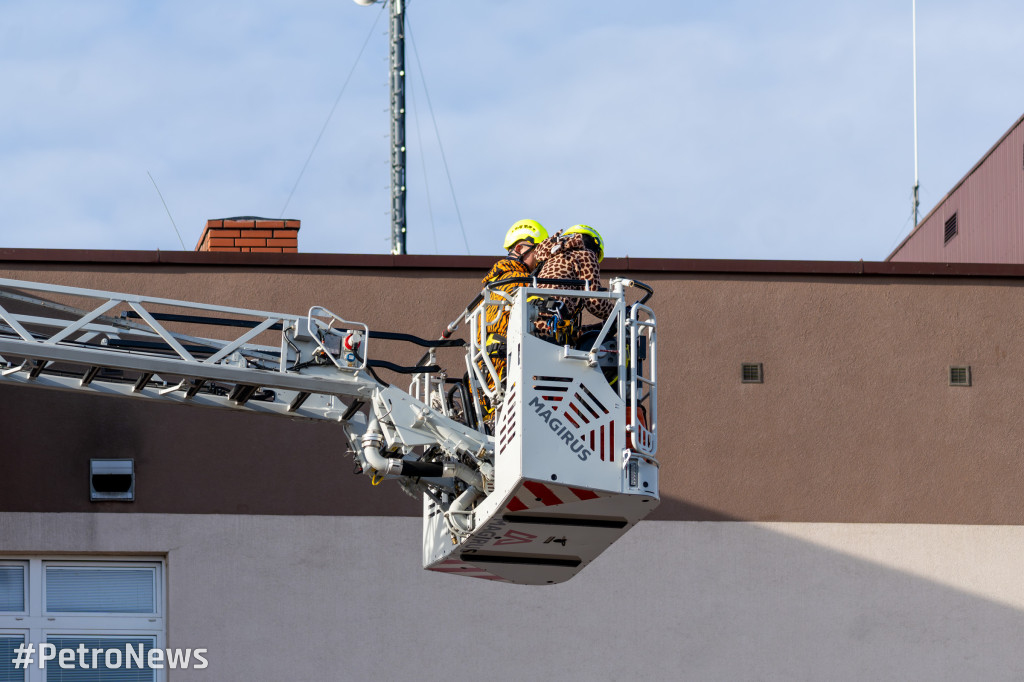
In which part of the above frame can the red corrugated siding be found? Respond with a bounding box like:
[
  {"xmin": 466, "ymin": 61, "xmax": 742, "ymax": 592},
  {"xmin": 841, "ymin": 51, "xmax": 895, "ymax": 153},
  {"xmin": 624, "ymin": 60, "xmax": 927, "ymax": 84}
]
[{"xmin": 890, "ymin": 113, "xmax": 1024, "ymax": 263}]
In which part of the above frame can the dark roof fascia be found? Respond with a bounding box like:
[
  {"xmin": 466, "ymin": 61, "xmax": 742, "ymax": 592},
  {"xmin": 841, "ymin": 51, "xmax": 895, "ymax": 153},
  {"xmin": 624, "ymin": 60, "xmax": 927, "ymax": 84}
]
[
  {"xmin": 623, "ymin": 258, "xmax": 1024, "ymax": 278},
  {"xmin": 4, "ymin": 249, "xmax": 1024, "ymax": 279},
  {"xmin": 0, "ymin": 249, "xmax": 495, "ymax": 270},
  {"xmin": 886, "ymin": 110, "xmax": 1024, "ymax": 261}
]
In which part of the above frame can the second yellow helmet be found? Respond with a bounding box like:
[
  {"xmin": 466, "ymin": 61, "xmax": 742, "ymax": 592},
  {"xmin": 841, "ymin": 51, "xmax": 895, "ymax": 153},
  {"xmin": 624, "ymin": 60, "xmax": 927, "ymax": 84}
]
[{"xmin": 563, "ymin": 224, "xmax": 604, "ymax": 262}]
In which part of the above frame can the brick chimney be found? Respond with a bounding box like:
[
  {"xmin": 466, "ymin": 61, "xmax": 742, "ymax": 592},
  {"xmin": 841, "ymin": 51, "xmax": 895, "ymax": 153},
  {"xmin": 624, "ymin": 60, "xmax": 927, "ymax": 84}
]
[{"xmin": 195, "ymin": 217, "xmax": 299, "ymax": 253}]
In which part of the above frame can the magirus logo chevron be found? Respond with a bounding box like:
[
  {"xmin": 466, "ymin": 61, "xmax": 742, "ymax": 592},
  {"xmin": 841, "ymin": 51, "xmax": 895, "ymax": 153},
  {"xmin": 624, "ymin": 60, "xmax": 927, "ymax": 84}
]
[{"xmin": 528, "ymin": 396, "xmax": 593, "ymax": 461}]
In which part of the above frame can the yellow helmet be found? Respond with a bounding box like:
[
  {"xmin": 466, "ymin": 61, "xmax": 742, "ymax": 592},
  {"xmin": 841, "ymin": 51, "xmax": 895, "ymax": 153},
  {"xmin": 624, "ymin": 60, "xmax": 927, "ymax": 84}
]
[
  {"xmin": 563, "ymin": 224, "xmax": 604, "ymax": 262},
  {"xmin": 503, "ymin": 219, "xmax": 548, "ymax": 251}
]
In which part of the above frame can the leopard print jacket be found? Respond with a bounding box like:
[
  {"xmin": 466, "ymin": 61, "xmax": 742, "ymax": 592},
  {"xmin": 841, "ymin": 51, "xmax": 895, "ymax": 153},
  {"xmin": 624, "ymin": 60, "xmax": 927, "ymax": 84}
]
[{"xmin": 531, "ymin": 233, "xmax": 614, "ymax": 340}]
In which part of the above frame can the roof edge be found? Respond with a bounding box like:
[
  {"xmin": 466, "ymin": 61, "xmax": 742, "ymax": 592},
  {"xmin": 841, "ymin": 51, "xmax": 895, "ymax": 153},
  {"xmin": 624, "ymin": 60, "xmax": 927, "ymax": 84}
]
[{"xmin": 4, "ymin": 248, "xmax": 1024, "ymax": 278}]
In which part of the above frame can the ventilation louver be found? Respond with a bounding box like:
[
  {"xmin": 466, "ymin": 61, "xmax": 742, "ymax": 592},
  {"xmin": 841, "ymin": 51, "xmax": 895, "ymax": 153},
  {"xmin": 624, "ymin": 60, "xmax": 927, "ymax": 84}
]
[
  {"xmin": 944, "ymin": 213, "xmax": 958, "ymax": 244},
  {"xmin": 741, "ymin": 363, "xmax": 763, "ymax": 383},
  {"xmin": 949, "ymin": 366, "xmax": 971, "ymax": 387},
  {"xmin": 90, "ymin": 459, "xmax": 135, "ymax": 501}
]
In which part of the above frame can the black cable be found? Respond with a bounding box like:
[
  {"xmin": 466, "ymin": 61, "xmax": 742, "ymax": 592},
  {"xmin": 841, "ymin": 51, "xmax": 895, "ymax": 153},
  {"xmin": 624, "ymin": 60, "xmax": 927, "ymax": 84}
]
[
  {"xmin": 406, "ymin": 72, "xmax": 439, "ymax": 253},
  {"xmin": 406, "ymin": 16, "xmax": 471, "ymax": 254},
  {"xmin": 278, "ymin": 3, "xmax": 387, "ymax": 218}
]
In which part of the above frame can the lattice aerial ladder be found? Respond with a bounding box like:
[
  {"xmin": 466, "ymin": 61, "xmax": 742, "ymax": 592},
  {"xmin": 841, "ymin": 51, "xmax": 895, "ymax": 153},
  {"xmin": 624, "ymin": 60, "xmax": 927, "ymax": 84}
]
[{"xmin": 0, "ymin": 275, "xmax": 657, "ymax": 585}]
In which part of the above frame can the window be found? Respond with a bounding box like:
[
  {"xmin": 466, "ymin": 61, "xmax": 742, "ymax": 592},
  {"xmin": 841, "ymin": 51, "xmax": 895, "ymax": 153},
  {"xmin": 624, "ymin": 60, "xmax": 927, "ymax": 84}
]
[
  {"xmin": 0, "ymin": 559, "xmax": 164, "ymax": 682},
  {"xmin": 45, "ymin": 567, "xmax": 157, "ymax": 615},
  {"xmin": 0, "ymin": 635, "xmax": 26, "ymax": 682},
  {"xmin": 0, "ymin": 565, "xmax": 26, "ymax": 614},
  {"xmin": 43, "ymin": 636, "xmax": 156, "ymax": 682}
]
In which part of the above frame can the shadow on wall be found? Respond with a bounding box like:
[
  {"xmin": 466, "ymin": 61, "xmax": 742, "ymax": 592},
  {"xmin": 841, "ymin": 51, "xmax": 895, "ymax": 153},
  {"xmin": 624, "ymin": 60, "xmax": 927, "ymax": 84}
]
[
  {"xmin": 650, "ymin": 494, "xmax": 739, "ymax": 521},
  {"xmin": 434, "ymin": 512, "xmax": 1024, "ymax": 681},
  {"xmin": 2, "ymin": 509, "xmax": 1022, "ymax": 681}
]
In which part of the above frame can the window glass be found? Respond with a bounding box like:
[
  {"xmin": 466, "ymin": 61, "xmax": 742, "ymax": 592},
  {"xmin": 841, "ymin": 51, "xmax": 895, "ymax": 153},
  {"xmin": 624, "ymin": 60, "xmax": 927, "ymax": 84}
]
[
  {"xmin": 0, "ymin": 635, "xmax": 26, "ymax": 682},
  {"xmin": 44, "ymin": 636, "xmax": 155, "ymax": 682},
  {"xmin": 0, "ymin": 566, "xmax": 25, "ymax": 612},
  {"xmin": 46, "ymin": 567, "xmax": 156, "ymax": 614}
]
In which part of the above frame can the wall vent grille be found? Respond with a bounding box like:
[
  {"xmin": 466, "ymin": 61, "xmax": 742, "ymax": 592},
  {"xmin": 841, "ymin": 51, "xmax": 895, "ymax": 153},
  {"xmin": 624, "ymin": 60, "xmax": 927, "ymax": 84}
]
[
  {"xmin": 90, "ymin": 459, "xmax": 135, "ymax": 501},
  {"xmin": 949, "ymin": 366, "xmax": 971, "ymax": 387},
  {"xmin": 944, "ymin": 213, "xmax": 958, "ymax": 244},
  {"xmin": 741, "ymin": 363, "xmax": 763, "ymax": 384}
]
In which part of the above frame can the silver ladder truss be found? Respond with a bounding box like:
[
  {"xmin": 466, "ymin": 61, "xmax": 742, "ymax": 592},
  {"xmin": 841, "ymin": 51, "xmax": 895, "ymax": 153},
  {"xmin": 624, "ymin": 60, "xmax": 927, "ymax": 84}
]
[{"xmin": 0, "ymin": 278, "xmax": 490, "ymax": 498}]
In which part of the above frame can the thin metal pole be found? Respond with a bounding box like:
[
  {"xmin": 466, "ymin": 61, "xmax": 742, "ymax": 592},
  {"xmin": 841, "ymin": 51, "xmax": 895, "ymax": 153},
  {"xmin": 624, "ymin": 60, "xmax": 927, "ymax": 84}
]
[
  {"xmin": 390, "ymin": 0, "xmax": 407, "ymax": 254},
  {"xmin": 912, "ymin": 0, "xmax": 920, "ymax": 227}
]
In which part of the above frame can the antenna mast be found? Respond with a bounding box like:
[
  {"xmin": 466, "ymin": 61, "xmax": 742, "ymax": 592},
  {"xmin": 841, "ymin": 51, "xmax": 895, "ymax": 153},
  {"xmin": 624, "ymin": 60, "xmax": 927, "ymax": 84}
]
[
  {"xmin": 912, "ymin": 0, "xmax": 920, "ymax": 227},
  {"xmin": 389, "ymin": 0, "xmax": 407, "ymax": 254},
  {"xmin": 354, "ymin": 0, "xmax": 407, "ymax": 254}
]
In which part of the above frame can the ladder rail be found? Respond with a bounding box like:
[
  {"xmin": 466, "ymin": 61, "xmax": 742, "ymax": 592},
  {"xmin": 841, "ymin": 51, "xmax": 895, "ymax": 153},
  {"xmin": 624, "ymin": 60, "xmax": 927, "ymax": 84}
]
[
  {"xmin": 0, "ymin": 335, "xmax": 377, "ymax": 398},
  {"xmin": 0, "ymin": 278, "xmax": 385, "ymax": 416},
  {"xmin": 0, "ymin": 365, "xmax": 350, "ymax": 422},
  {"xmin": 0, "ymin": 277, "xmax": 307, "ymax": 321},
  {"xmin": 0, "ymin": 284, "xmax": 291, "ymax": 362},
  {"xmin": 627, "ymin": 302, "xmax": 657, "ymax": 458}
]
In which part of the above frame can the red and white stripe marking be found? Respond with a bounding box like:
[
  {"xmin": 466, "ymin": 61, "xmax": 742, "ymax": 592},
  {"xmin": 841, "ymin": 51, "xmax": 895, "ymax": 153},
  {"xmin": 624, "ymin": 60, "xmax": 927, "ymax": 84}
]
[
  {"xmin": 428, "ymin": 558, "xmax": 510, "ymax": 582},
  {"xmin": 505, "ymin": 481, "xmax": 604, "ymax": 512}
]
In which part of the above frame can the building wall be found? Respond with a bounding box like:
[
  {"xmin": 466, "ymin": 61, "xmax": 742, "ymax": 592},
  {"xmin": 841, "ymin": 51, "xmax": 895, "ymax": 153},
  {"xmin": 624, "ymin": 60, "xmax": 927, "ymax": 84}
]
[
  {"xmin": 4, "ymin": 253, "xmax": 1024, "ymax": 679},
  {"xmin": 889, "ymin": 113, "xmax": 1024, "ymax": 263},
  {"xmin": 2, "ymin": 513, "xmax": 1024, "ymax": 681}
]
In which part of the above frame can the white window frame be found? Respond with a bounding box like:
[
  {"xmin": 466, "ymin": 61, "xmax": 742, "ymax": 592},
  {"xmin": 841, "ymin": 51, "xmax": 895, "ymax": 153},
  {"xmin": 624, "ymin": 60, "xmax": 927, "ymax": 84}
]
[{"xmin": 0, "ymin": 557, "xmax": 166, "ymax": 682}]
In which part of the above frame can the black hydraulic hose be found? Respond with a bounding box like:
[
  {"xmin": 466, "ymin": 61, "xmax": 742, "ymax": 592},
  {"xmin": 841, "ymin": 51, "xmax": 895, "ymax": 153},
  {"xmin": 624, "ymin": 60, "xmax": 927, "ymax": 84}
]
[
  {"xmin": 364, "ymin": 364, "xmax": 389, "ymax": 387},
  {"xmin": 491, "ymin": 276, "xmax": 654, "ymax": 304},
  {"xmin": 398, "ymin": 460, "xmax": 444, "ymax": 478},
  {"xmin": 482, "ymin": 276, "xmax": 589, "ymax": 291},
  {"xmin": 440, "ymin": 275, "xmax": 655, "ymax": 344},
  {"xmin": 366, "ymin": 359, "xmax": 441, "ymax": 375},
  {"xmin": 103, "ymin": 338, "xmax": 221, "ymax": 355},
  {"xmin": 368, "ymin": 330, "xmax": 465, "ymax": 348},
  {"xmin": 632, "ymin": 280, "xmax": 655, "ymax": 305},
  {"xmin": 121, "ymin": 310, "xmax": 284, "ymax": 331},
  {"xmin": 446, "ymin": 377, "xmax": 478, "ymax": 431},
  {"xmin": 441, "ymin": 277, "xmax": 590, "ymax": 341}
]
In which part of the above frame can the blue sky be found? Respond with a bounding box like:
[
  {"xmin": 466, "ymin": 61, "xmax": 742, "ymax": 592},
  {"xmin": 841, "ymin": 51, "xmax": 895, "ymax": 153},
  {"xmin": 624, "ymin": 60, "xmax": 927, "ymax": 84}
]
[{"xmin": 1, "ymin": 0, "xmax": 1023, "ymax": 260}]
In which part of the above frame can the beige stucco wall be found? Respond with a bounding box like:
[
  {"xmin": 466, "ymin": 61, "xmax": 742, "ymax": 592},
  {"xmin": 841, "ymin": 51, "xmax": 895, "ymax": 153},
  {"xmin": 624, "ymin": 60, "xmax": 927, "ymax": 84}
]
[{"xmin": 2, "ymin": 513, "xmax": 1024, "ymax": 681}]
